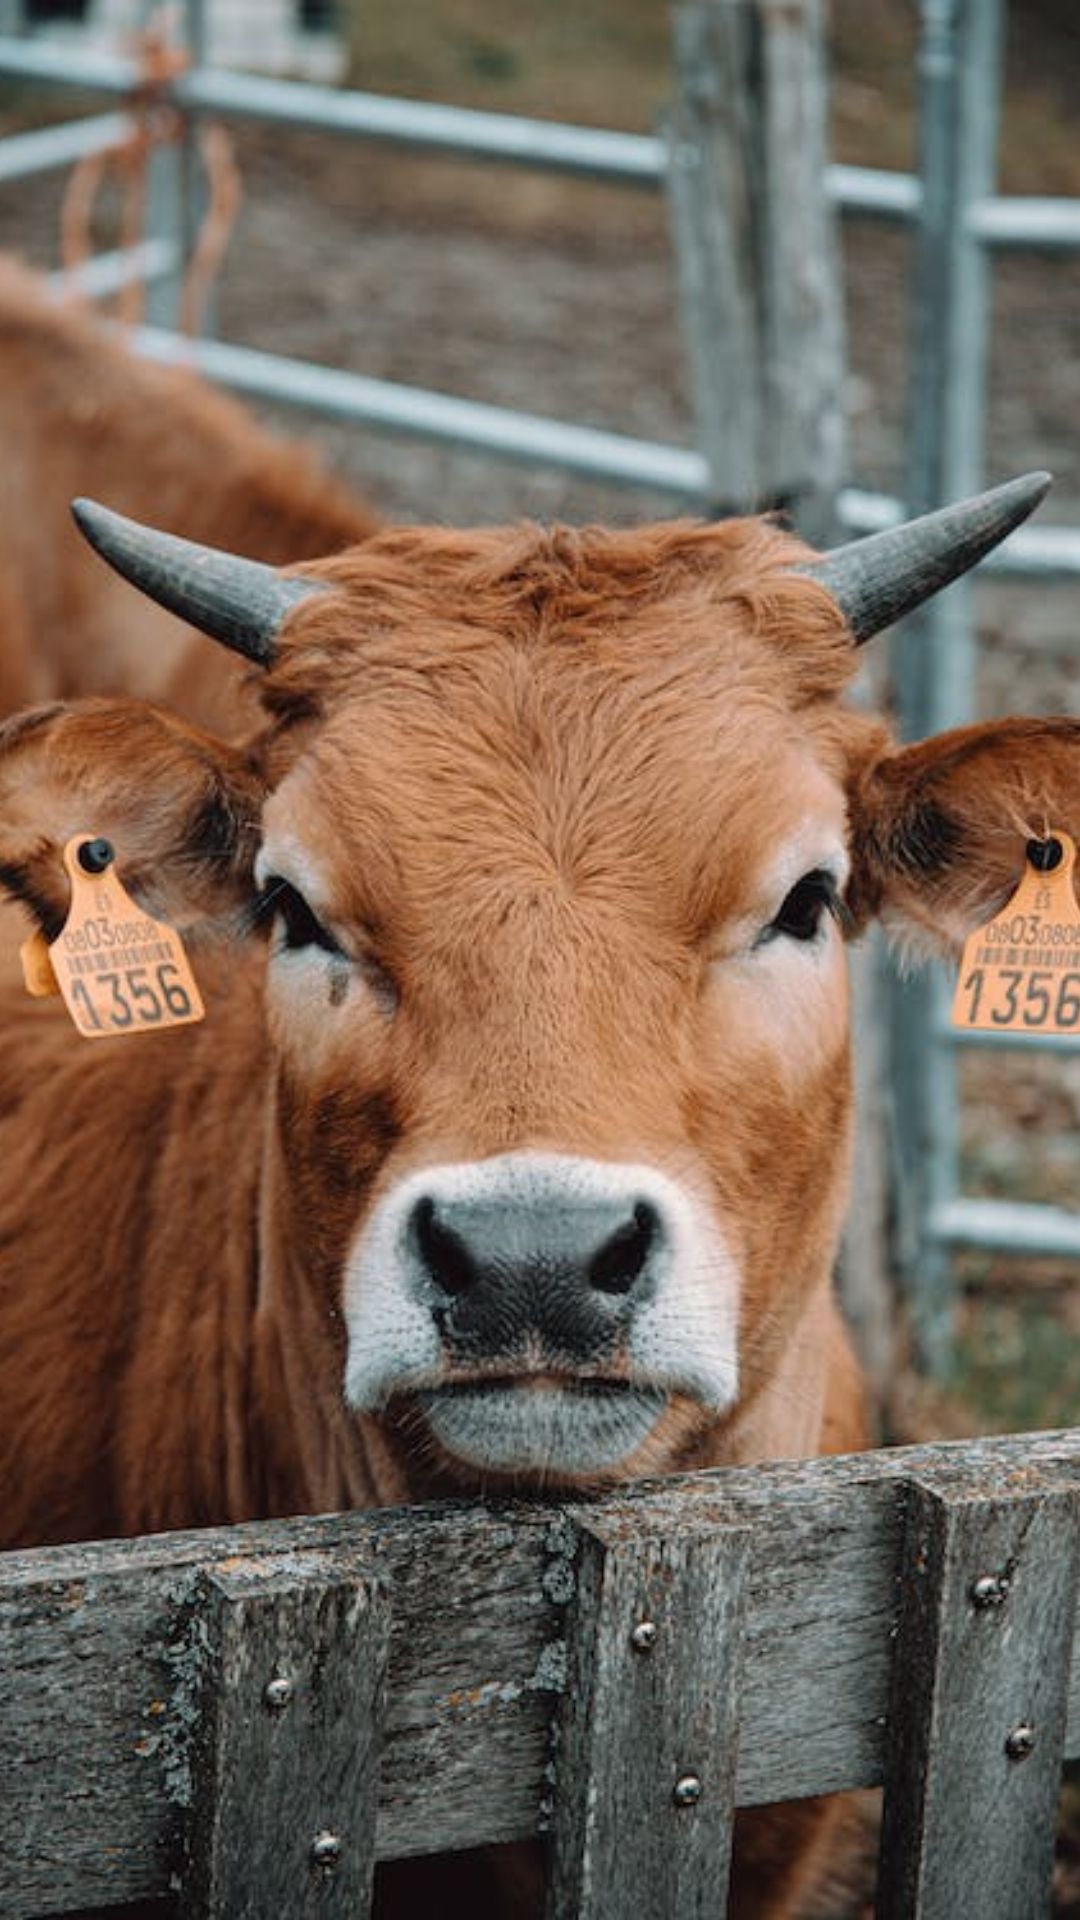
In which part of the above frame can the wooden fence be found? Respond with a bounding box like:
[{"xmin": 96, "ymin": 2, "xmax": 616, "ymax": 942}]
[{"xmin": 3, "ymin": 1428, "xmax": 1080, "ymax": 1917}]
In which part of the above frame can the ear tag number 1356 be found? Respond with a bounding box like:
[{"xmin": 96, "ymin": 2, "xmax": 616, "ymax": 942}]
[
  {"xmin": 952, "ymin": 829, "xmax": 1080, "ymax": 1036},
  {"xmin": 24, "ymin": 834, "xmax": 204, "ymax": 1039}
]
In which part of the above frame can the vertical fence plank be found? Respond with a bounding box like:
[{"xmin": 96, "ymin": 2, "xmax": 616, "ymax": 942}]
[
  {"xmin": 547, "ymin": 1511, "xmax": 751, "ymax": 1920},
  {"xmin": 877, "ymin": 1472, "xmax": 1080, "ymax": 1919},
  {"xmin": 663, "ymin": 0, "xmax": 845, "ymax": 543},
  {"xmin": 182, "ymin": 1562, "xmax": 390, "ymax": 1920}
]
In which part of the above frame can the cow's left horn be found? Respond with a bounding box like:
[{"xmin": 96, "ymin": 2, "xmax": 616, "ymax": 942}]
[
  {"xmin": 802, "ymin": 471, "xmax": 1051, "ymax": 645},
  {"xmin": 71, "ymin": 499, "xmax": 323, "ymax": 666}
]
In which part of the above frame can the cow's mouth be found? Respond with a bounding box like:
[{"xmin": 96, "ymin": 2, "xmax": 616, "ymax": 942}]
[{"xmin": 414, "ymin": 1376, "xmax": 669, "ymax": 1478}]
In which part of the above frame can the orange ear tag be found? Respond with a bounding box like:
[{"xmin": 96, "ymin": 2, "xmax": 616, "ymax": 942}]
[
  {"xmin": 20, "ymin": 929, "xmax": 60, "ymax": 997},
  {"xmin": 952, "ymin": 829, "xmax": 1080, "ymax": 1037},
  {"xmin": 46, "ymin": 835, "xmax": 204, "ymax": 1039}
]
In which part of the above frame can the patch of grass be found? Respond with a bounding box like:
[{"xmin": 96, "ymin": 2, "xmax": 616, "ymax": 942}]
[{"xmin": 947, "ymin": 1295, "xmax": 1080, "ymax": 1435}]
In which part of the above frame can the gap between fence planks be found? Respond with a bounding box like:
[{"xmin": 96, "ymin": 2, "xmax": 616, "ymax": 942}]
[{"xmin": 4, "ymin": 1431, "xmax": 1080, "ymax": 1916}]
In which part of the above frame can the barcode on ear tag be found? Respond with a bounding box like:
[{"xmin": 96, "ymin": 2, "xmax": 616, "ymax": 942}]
[
  {"xmin": 48, "ymin": 835, "xmax": 204, "ymax": 1039},
  {"xmin": 952, "ymin": 829, "xmax": 1080, "ymax": 1036}
]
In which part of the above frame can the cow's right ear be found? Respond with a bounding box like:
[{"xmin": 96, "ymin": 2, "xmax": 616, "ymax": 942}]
[{"xmin": 0, "ymin": 699, "xmax": 265, "ymax": 938}]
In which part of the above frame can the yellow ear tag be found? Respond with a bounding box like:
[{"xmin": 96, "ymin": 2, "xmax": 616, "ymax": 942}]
[
  {"xmin": 47, "ymin": 835, "xmax": 205, "ymax": 1039},
  {"xmin": 952, "ymin": 829, "xmax": 1080, "ymax": 1036}
]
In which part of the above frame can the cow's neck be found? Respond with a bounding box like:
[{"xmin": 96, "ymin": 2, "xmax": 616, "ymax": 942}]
[
  {"xmin": 702, "ymin": 1282, "xmax": 866, "ymax": 1466},
  {"xmin": 250, "ymin": 1091, "xmax": 412, "ymax": 1518}
]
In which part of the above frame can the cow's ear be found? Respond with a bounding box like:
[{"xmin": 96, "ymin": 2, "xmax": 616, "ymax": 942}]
[
  {"xmin": 849, "ymin": 717, "xmax": 1080, "ymax": 955},
  {"xmin": 0, "ymin": 699, "xmax": 265, "ymax": 938}
]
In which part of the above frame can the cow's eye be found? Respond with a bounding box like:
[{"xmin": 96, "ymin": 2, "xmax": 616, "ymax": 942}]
[
  {"xmin": 260, "ymin": 876, "xmax": 344, "ymax": 957},
  {"xmin": 763, "ymin": 869, "xmax": 842, "ymax": 945}
]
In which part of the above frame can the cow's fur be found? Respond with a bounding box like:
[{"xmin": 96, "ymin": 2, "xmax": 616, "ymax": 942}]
[
  {"xmin": 0, "ymin": 256, "xmax": 376, "ymax": 728},
  {"xmin": 0, "ymin": 499, "xmax": 1074, "ymax": 1914},
  {"xmin": 0, "ymin": 268, "xmax": 1068, "ymax": 1917}
]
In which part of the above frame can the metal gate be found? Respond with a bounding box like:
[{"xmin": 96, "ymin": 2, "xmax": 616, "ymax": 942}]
[{"xmin": 0, "ymin": 0, "xmax": 1076, "ymax": 1365}]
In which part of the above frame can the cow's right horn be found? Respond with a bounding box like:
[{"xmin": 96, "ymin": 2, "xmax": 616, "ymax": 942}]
[{"xmin": 71, "ymin": 499, "xmax": 323, "ymax": 667}]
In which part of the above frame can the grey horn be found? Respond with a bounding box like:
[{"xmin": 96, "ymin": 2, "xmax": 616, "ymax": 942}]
[
  {"xmin": 803, "ymin": 471, "xmax": 1051, "ymax": 645},
  {"xmin": 70, "ymin": 498, "xmax": 324, "ymax": 666}
]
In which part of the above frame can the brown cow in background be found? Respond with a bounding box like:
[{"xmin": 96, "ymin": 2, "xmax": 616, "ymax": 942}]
[
  {"xmin": 0, "ymin": 256, "xmax": 376, "ymax": 727},
  {"xmin": 0, "ymin": 464, "xmax": 1061, "ymax": 1915}
]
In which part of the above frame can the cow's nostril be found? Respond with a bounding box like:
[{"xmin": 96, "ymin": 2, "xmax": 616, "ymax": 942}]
[
  {"xmin": 588, "ymin": 1201, "xmax": 658, "ymax": 1296},
  {"xmin": 414, "ymin": 1197, "xmax": 479, "ymax": 1297}
]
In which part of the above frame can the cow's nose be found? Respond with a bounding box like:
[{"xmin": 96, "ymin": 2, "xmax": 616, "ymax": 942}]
[{"xmin": 408, "ymin": 1189, "xmax": 663, "ymax": 1360}]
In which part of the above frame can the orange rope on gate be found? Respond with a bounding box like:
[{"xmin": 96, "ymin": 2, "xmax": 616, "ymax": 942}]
[
  {"xmin": 179, "ymin": 120, "xmax": 243, "ymax": 339},
  {"xmin": 57, "ymin": 16, "xmax": 241, "ymax": 336}
]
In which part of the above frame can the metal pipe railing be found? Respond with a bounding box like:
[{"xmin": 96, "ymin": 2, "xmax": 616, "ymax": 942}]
[{"xmin": 0, "ymin": 108, "xmax": 129, "ymax": 182}]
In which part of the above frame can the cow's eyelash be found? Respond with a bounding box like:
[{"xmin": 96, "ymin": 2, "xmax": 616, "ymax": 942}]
[
  {"xmin": 758, "ymin": 869, "xmax": 850, "ymax": 947},
  {"xmin": 257, "ymin": 876, "xmax": 344, "ymax": 957}
]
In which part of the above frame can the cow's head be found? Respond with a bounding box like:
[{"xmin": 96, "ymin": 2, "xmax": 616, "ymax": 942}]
[{"xmin": 2, "ymin": 476, "xmax": 1070, "ymax": 1492}]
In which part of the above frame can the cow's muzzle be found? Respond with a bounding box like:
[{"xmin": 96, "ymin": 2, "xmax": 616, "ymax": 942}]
[
  {"xmin": 408, "ymin": 1186, "xmax": 659, "ymax": 1363},
  {"xmin": 342, "ymin": 1151, "xmax": 740, "ymax": 1471}
]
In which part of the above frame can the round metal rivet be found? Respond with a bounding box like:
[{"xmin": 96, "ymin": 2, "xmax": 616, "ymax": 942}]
[
  {"xmin": 263, "ymin": 1676, "xmax": 293, "ymax": 1712},
  {"xmin": 970, "ymin": 1574, "xmax": 1009, "ymax": 1610},
  {"xmin": 673, "ymin": 1773, "xmax": 702, "ymax": 1808},
  {"xmin": 630, "ymin": 1620, "xmax": 658, "ymax": 1653},
  {"xmin": 311, "ymin": 1830, "xmax": 343, "ymax": 1870},
  {"xmin": 1005, "ymin": 1725, "xmax": 1036, "ymax": 1761}
]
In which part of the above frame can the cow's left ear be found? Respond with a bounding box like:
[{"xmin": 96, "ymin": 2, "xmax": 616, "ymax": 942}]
[
  {"xmin": 848, "ymin": 717, "xmax": 1080, "ymax": 954},
  {"xmin": 0, "ymin": 698, "xmax": 265, "ymax": 938}
]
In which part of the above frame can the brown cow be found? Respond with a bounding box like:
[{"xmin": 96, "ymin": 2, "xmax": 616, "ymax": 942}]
[
  {"xmin": 0, "ymin": 255, "xmax": 376, "ymax": 727},
  {"xmin": 0, "ymin": 473, "xmax": 1063, "ymax": 1917}
]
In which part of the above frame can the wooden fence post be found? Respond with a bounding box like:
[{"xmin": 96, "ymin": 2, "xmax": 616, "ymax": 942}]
[
  {"xmin": 182, "ymin": 1559, "xmax": 391, "ymax": 1920},
  {"xmin": 663, "ymin": 0, "xmax": 846, "ymax": 546},
  {"xmin": 878, "ymin": 1469, "xmax": 1080, "ymax": 1917},
  {"xmin": 547, "ymin": 1510, "xmax": 751, "ymax": 1920}
]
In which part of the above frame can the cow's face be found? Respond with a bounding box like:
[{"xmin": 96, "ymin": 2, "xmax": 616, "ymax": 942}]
[
  {"xmin": 252, "ymin": 522, "xmax": 864, "ymax": 1483},
  {"xmin": 6, "ymin": 483, "xmax": 1065, "ymax": 1491}
]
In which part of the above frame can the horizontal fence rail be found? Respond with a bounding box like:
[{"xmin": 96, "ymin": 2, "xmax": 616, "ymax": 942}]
[
  {"xmin": 3, "ymin": 1430, "xmax": 1080, "ymax": 1916},
  {"xmin": 0, "ymin": 35, "xmax": 1079, "ymax": 564}
]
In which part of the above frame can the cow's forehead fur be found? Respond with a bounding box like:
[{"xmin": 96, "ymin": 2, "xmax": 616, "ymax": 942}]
[{"xmin": 258, "ymin": 518, "xmax": 867, "ymax": 925}]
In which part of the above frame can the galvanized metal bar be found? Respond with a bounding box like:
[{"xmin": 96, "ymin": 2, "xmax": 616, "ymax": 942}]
[
  {"xmin": 0, "ymin": 111, "xmax": 131, "ymax": 184},
  {"xmin": 0, "ymin": 37, "xmax": 134, "ymax": 93},
  {"xmin": 828, "ymin": 161, "xmax": 921, "ymax": 221},
  {"xmin": 938, "ymin": 1017, "xmax": 1080, "ymax": 1049},
  {"xmin": 124, "ymin": 324, "xmax": 1080, "ymax": 553},
  {"xmin": 971, "ymin": 195, "xmax": 1080, "ymax": 249},
  {"xmin": 927, "ymin": 1198, "xmax": 1080, "ymax": 1260},
  {"xmin": 889, "ymin": 0, "xmax": 1007, "ymax": 1376},
  {"xmin": 131, "ymin": 325, "xmax": 715, "ymax": 495},
  {"xmin": 0, "ymin": 34, "xmax": 1076, "ymax": 262},
  {"xmin": 49, "ymin": 239, "xmax": 180, "ymax": 302}
]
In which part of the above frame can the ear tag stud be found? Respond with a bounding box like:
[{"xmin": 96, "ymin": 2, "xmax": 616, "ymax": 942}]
[
  {"xmin": 46, "ymin": 834, "xmax": 205, "ymax": 1039},
  {"xmin": 952, "ymin": 829, "xmax": 1080, "ymax": 1036}
]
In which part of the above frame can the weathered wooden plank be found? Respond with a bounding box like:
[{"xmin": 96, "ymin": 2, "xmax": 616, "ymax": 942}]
[
  {"xmin": 182, "ymin": 1561, "xmax": 390, "ymax": 1919},
  {"xmin": 4, "ymin": 1433, "xmax": 1080, "ymax": 1916},
  {"xmin": 547, "ymin": 1512, "xmax": 750, "ymax": 1919},
  {"xmin": 663, "ymin": 0, "xmax": 845, "ymax": 543},
  {"xmin": 877, "ymin": 1471, "xmax": 1080, "ymax": 1920}
]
